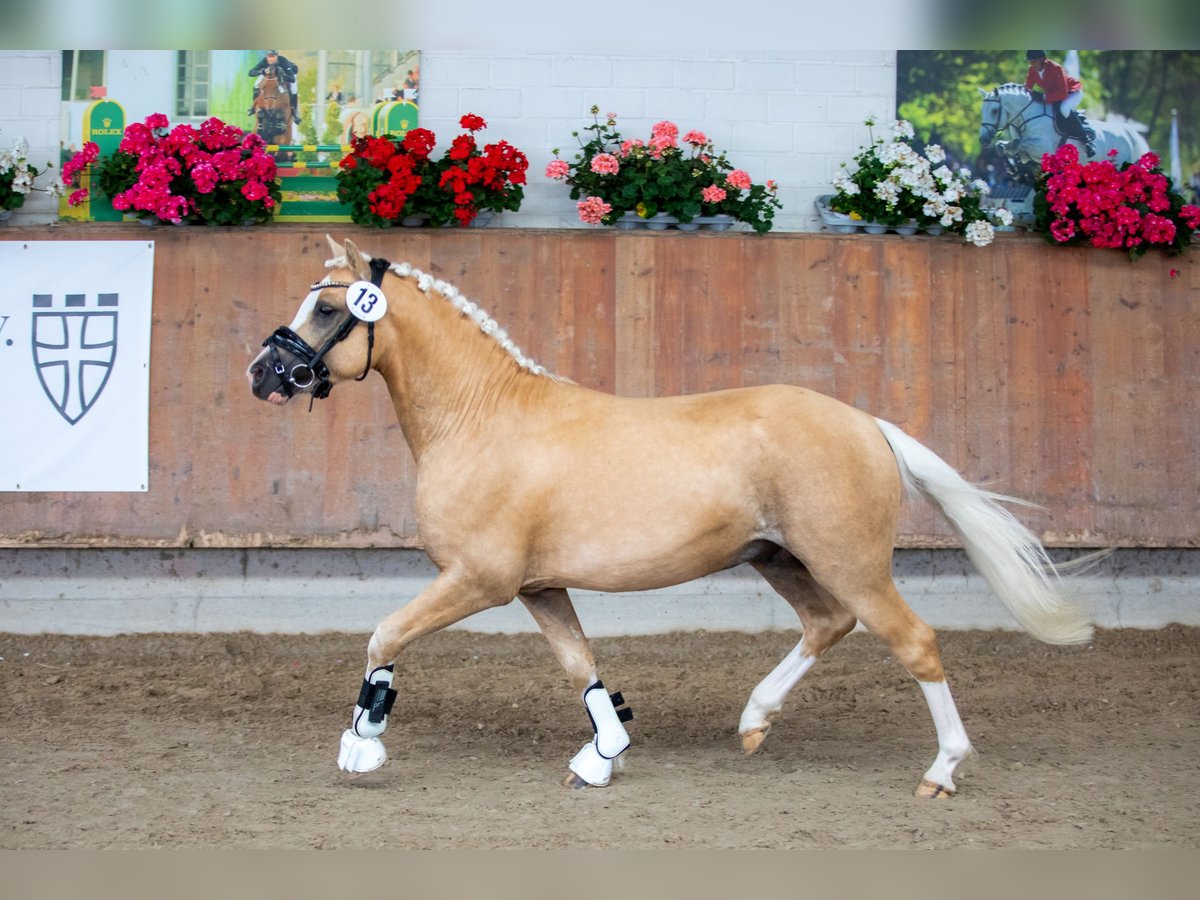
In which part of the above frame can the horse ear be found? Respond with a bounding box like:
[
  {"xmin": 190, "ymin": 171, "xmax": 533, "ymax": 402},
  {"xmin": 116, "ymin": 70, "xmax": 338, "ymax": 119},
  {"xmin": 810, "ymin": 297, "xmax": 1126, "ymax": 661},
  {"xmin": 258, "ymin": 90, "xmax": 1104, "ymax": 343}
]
[
  {"xmin": 978, "ymin": 87, "xmax": 988, "ymax": 97},
  {"xmin": 325, "ymin": 234, "xmax": 340, "ymax": 258},
  {"xmin": 341, "ymin": 238, "xmax": 372, "ymax": 280}
]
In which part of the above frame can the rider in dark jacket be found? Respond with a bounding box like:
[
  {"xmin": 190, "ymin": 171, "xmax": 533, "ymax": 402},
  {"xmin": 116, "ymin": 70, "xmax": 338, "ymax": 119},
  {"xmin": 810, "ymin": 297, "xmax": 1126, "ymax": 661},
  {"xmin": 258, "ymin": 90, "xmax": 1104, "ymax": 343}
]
[{"xmin": 249, "ymin": 51, "xmax": 301, "ymax": 124}]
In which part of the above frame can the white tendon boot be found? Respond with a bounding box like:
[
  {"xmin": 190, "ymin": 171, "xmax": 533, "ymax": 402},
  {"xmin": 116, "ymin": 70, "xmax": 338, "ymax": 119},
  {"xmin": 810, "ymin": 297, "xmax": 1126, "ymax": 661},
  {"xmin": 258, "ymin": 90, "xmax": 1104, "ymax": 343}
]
[
  {"xmin": 337, "ymin": 665, "xmax": 396, "ymax": 774},
  {"xmin": 567, "ymin": 681, "xmax": 632, "ymax": 787}
]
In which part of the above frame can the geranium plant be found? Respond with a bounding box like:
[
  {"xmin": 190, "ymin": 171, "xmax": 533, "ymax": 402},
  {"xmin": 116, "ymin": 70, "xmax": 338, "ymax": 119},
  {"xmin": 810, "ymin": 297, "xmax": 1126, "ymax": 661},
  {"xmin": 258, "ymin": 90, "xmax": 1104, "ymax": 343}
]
[
  {"xmin": 829, "ymin": 117, "xmax": 1010, "ymax": 246},
  {"xmin": 335, "ymin": 113, "xmax": 529, "ymax": 227},
  {"xmin": 62, "ymin": 113, "xmax": 281, "ymax": 225},
  {"xmin": 1034, "ymin": 144, "xmax": 1200, "ymax": 259},
  {"xmin": 1, "ymin": 131, "xmax": 62, "ymax": 212},
  {"xmin": 546, "ymin": 106, "xmax": 782, "ymax": 233}
]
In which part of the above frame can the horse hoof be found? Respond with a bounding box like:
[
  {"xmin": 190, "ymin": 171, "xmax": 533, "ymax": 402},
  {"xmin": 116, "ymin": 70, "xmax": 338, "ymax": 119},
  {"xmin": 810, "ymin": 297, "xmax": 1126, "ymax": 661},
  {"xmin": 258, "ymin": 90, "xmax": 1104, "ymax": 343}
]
[
  {"xmin": 337, "ymin": 729, "xmax": 387, "ymax": 774},
  {"xmin": 563, "ymin": 772, "xmax": 605, "ymax": 789},
  {"xmin": 914, "ymin": 778, "xmax": 955, "ymax": 799},
  {"xmin": 741, "ymin": 725, "xmax": 770, "ymax": 756}
]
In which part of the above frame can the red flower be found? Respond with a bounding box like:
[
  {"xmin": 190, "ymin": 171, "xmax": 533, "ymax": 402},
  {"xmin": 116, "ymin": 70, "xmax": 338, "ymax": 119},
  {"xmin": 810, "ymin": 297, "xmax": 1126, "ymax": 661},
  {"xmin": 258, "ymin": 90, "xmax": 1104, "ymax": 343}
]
[
  {"xmin": 401, "ymin": 128, "xmax": 437, "ymax": 161},
  {"xmin": 448, "ymin": 134, "xmax": 476, "ymax": 161},
  {"xmin": 459, "ymin": 113, "xmax": 486, "ymax": 132}
]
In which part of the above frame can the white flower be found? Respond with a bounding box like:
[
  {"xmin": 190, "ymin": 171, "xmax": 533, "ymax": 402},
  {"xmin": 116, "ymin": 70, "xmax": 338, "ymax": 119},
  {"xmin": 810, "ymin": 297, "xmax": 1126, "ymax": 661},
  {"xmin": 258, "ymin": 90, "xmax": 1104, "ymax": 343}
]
[
  {"xmin": 833, "ymin": 171, "xmax": 860, "ymax": 195},
  {"xmin": 925, "ymin": 144, "xmax": 946, "ymax": 164},
  {"xmin": 940, "ymin": 205, "xmax": 964, "ymax": 227},
  {"xmin": 932, "ymin": 165, "xmax": 954, "ymax": 185},
  {"xmin": 891, "ymin": 120, "xmax": 915, "ymax": 140},
  {"xmin": 970, "ymin": 179, "xmax": 990, "ymax": 196},
  {"xmin": 992, "ymin": 207, "xmax": 1013, "ymax": 226},
  {"xmin": 965, "ymin": 220, "xmax": 995, "ymax": 247},
  {"xmin": 874, "ymin": 180, "xmax": 900, "ymax": 206}
]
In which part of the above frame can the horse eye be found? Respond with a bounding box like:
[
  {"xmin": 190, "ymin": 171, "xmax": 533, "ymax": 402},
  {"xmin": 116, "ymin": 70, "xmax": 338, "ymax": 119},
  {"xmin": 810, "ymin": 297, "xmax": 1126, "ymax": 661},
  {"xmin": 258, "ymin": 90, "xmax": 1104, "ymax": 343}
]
[{"xmin": 317, "ymin": 303, "xmax": 336, "ymax": 317}]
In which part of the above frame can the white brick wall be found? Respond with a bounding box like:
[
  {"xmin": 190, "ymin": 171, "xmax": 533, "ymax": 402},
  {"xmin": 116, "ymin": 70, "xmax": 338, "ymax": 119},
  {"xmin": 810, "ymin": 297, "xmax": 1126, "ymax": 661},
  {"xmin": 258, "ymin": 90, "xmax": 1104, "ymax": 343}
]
[
  {"xmin": 0, "ymin": 51, "xmax": 62, "ymax": 223},
  {"xmin": 0, "ymin": 50, "xmax": 898, "ymax": 230}
]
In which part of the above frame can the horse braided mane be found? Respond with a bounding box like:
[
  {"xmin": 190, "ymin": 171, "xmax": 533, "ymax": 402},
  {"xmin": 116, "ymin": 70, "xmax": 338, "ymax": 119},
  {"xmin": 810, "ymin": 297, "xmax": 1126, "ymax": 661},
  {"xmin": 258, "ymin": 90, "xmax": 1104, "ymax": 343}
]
[
  {"xmin": 992, "ymin": 82, "xmax": 1032, "ymax": 99},
  {"xmin": 325, "ymin": 253, "xmax": 569, "ymax": 383}
]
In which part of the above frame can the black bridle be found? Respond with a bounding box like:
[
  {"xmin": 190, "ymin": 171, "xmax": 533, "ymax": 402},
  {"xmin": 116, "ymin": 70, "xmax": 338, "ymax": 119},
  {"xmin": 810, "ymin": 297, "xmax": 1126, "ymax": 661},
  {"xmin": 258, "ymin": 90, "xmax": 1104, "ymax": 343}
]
[{"xmin": 261, "ymin": 256, "xmax": 389, "ymax": 402}]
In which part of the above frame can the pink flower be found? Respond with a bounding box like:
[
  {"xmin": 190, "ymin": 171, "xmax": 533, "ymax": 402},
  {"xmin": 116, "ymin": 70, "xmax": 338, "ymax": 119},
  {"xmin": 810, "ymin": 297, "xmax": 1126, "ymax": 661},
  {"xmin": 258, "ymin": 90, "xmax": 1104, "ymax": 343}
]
[
  {"xmin": 649, "ymin": 135, "xmax": 675, "ymax": 158},
  {"xmin": 1049, "ymin": 218, "xmax": 1076, "ymax": 243},
  {"xmin": 145, "ymin": 112, "xmax": 170, "ymax": 131},
  {"xmin": 67, "ymin": 188, "xmax": 89, "ymax": 206},
  {"xmin": 61, "ymin": 142, "xmax": 99, "ymax": 185},
  {"xmin": 576, "ymin": 195, "xmax": 613, "ymax": 225},
  {"xmin": 651, "ymin": 120, "xmax": 678, "ymax": 142},
  {"xmin": 191, "ymin": 164, "xmax": 218, "ymax": 193},
  {"xmin": 726, "ymin": 169, "xmax": 752, "ymax": 190},
  {"xmin": 1142, "ymin": 213, "xmax": 1176, "ymax": 244},
  {"xmin": 683, "ymin": 130, "xmax": 708, "ymax": 146},
  {"xmin": 241, "ymin": 180, "xmax": 268, "ymax": 202},
  {"xmin": 619, "ymin": 139, "xmax": 644, "ymax": 158},
  {"xmin": 544, "ymin": 159, "xmax": 570, "ymax": 181},
  {"xmin": 590, "ymin": 152, "xmax": 620, "ymax": 175},
  {"xmin": 702, "ymin": 184, "xmax": 727, "ymax": 204}
]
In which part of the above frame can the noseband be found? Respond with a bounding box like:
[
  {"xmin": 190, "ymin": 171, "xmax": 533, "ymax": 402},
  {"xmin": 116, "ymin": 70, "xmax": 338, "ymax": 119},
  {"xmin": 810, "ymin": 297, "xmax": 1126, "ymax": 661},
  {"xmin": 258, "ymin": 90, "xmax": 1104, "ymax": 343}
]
[{"xmin": 261, "ymin": 256, "xmax": 389, "ymax": 402}]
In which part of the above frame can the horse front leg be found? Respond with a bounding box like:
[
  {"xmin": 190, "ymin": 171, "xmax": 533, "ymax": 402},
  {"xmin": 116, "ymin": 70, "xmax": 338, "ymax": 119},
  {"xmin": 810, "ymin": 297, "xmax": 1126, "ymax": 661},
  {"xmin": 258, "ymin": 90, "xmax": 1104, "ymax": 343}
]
[
  {"xmin": 519, "ymin": 588, "xmax": 632, "ymax": 788},
  {"xmin": 337, "ymin": 569, "xmax": 512, "ymax": 774}
]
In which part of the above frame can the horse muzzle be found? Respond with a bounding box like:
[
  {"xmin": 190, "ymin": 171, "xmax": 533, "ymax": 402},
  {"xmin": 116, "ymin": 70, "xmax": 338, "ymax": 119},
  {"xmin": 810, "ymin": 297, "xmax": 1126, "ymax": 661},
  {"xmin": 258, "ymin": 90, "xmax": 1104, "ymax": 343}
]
[{"xmin": 247, "ymin": 326, "xmax": 335, "ymax": 404}]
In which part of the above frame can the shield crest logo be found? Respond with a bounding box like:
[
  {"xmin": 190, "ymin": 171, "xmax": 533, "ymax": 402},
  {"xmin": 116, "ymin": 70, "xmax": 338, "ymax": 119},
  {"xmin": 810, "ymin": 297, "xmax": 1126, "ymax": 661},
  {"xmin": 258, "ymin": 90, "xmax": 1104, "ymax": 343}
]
[{"xmin": 32, "ymin": 295, "xmax": 119, "ymax": 425}]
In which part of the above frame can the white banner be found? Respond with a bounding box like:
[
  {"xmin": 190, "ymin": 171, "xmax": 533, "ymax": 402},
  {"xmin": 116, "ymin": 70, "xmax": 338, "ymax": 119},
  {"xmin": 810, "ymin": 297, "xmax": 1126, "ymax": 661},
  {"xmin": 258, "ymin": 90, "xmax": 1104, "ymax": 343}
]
[{"xmin": 0, "ymin": 241, "xmax": 155, "ymax": 491}]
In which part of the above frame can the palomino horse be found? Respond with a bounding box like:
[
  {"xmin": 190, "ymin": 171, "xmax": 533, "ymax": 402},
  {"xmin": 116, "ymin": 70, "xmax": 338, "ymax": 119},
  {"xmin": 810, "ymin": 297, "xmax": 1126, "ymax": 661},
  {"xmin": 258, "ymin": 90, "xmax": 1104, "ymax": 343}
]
[
  {"xmin": 979, "ymin": 83, "xmax": 1149, "ymax": 174},
  {"xmin": 247, "ymin": 236, "xmax": 1093, "ymax": 798},
  {"xmin": 252, "ymin": 66, "xmax": 293, "ymax": 146}
]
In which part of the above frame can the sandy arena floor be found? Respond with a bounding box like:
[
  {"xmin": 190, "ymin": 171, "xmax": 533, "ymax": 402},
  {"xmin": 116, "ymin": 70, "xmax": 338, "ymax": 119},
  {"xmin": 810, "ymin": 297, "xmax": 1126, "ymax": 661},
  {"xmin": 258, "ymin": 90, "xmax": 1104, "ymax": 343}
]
[{"xmin": 2, "ymin": 626, "xmax": 1197, "ymax": 849}]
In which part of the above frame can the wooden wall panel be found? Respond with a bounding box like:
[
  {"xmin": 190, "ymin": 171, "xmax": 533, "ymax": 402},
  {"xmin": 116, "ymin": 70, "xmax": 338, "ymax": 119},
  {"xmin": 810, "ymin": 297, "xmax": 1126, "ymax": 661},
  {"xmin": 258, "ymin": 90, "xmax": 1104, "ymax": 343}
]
[{"xmin": 1, "ymin": 224, "xmax": 1196, "ymax": 548}]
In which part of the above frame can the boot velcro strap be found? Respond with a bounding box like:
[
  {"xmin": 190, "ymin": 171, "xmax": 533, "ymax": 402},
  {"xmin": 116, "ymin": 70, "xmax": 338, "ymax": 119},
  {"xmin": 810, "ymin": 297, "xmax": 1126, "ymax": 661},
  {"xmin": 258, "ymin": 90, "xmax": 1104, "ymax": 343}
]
[{"xmin": 356, "ymin": 678, "xmax": 397, "ymax": 724}]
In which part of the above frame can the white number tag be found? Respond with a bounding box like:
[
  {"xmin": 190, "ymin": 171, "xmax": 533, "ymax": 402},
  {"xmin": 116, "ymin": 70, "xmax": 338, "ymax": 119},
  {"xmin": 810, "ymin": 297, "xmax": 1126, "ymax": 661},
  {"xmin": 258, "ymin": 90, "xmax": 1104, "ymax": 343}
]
[{"xmin": 347, "ymin": 280, "xmax": 388, "ymax": 322}]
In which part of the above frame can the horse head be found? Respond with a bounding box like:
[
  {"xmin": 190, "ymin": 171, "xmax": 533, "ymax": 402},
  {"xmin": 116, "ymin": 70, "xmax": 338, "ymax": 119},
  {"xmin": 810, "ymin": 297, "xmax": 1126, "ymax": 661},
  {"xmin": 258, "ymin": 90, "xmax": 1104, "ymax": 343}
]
[
  {"xmin": 978, "ymin": 83, "xmax": 1037, "ymax": 149},
  {"xmin": 247, "ymin": 236, "xmax": 385, "ymax": 406}
]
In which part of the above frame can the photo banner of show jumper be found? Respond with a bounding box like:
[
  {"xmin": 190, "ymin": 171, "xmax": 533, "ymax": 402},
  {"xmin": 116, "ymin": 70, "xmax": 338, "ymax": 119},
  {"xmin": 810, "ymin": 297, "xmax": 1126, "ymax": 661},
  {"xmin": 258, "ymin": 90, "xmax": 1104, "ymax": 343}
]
[
  {"xmin": 0, "ymin": 242, "xmax": 155, "ymax": 491},
  {"xmin": 58, "ymin": 50, "xmax": 421, "ymax": 223}
]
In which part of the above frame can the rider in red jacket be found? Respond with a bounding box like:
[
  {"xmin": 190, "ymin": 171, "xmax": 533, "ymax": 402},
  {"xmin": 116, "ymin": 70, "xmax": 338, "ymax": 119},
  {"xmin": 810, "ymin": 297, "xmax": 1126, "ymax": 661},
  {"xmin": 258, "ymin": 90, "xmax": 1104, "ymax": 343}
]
[{"xmin": 1025, "ymin": 51, "xmax": 1095, "ymax": 156}]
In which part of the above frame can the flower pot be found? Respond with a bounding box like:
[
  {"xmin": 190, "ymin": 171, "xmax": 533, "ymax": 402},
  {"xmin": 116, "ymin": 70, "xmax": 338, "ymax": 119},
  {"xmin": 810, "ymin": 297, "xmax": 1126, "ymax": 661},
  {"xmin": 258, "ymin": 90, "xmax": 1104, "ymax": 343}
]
[
  {"xmin": 863, "ymin": 224, "xmax": 888, "ymax": 234},
  {"xmin": 894, "ymin": 223, "xmax": 919, "ymax": 235},
  {"xmin": 702, "ymin": 214, "xmax": 735, "ymax": 232},
  {"xmin": 614, "ymin": 212, "xmax": 737, "ymax": 232},
  {"xmin": 0, "ymin": 209, "xmax": 13, "ymax": 223},
  {"xmin": 924, "ymin": 225, "xmax": 944, "ymax": 235},
  {"xmin": 401, "ymin": 215, "xmax": 427, "ymax": 227},
  {"xmin": 813, "ymin": 195, "xmax": 860, "ymax": 234}
]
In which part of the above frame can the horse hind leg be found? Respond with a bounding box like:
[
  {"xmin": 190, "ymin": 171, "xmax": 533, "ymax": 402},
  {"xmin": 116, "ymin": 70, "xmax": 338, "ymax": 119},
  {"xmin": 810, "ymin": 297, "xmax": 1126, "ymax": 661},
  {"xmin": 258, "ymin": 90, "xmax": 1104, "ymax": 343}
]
[
  {"xmin": 809, "ymin": 564, "xmax": 973, "ymax": 798},
  {"xmin": 740, "ymin": 553, "xmax": 857, "ymax": 755},
  {"xmin": 519, "ymin": 588, "xmax": 632, "ymax": 789}
]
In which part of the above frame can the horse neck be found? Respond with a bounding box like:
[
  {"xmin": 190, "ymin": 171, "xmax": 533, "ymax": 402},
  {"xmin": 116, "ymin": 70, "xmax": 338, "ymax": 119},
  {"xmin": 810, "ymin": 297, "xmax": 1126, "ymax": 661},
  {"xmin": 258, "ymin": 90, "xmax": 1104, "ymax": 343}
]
[{"xmin": 373, "ymin": 276, "xmax": 552, "ymax": 462}]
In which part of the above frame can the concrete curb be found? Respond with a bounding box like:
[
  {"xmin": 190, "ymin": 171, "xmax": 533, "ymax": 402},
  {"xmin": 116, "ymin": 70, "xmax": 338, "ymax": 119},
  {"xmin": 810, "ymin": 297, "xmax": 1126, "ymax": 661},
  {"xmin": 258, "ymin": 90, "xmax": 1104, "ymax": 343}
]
[{"xmin": 0, "ymin": 548, "xmax": 1195, "ymax": 636}]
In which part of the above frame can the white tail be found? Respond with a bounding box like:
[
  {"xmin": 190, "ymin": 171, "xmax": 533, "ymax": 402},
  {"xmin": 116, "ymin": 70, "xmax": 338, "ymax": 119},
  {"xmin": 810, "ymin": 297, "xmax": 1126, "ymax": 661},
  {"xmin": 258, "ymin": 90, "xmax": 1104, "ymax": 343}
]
[{"xmin": 874, "ymin": 418, "xmax": 1093, "ymax": 645}]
